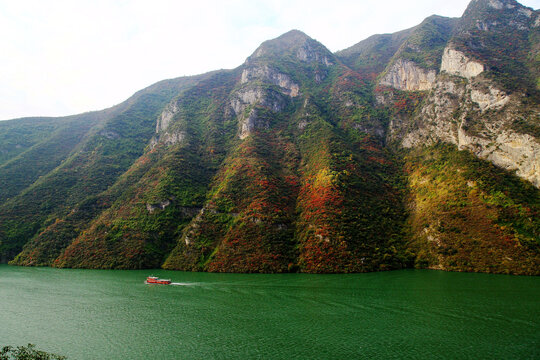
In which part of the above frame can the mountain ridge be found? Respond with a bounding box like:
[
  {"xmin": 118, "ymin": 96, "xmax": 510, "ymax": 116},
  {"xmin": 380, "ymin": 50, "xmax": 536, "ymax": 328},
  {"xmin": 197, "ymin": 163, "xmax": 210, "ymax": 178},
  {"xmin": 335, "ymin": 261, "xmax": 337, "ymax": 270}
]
[{"xmin": 1, "ymin": 0, "xmax": 538, "ymax": 274}]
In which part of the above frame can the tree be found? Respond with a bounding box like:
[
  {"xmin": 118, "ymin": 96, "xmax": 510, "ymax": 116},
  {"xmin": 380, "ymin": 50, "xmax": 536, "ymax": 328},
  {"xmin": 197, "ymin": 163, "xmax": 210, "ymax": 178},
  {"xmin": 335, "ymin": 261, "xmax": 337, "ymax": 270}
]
[{"xmin": 0, "ymin": 344, "xmax": 66, "ymax": 360}]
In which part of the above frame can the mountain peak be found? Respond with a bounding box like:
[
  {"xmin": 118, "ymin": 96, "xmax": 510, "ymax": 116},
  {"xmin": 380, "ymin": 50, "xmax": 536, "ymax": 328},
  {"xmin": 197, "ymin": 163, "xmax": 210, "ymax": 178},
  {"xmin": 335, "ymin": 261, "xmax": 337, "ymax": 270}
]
[
  {"xmin": 251, "ymin": 29, "xmax": 313, "ymax": 56},
  {"xmin": 247, "ymin": 29, "xmax": 335, "ymax": 66},
  {"xmin": 2, "ymin": 0, "xmax": 539, "ymax": 278},
  {"xmin": 462, "ymin": 0, "xmax": 534, "ymax": 18},
  {"xmin": 275, "ymin": 29, "xmax": 311, "ymax": 42},
  {"xmin": 454, "ymin": 0, "xmax": 539, "ymax": 37}
]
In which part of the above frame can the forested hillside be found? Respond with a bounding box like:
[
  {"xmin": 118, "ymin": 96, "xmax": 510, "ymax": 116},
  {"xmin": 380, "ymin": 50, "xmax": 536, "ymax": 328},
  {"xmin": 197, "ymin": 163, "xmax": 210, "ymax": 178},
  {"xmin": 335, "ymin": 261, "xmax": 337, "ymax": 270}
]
[{"xmin": 1, "ymin": 0, "xmax": 538, "ymax": 275}]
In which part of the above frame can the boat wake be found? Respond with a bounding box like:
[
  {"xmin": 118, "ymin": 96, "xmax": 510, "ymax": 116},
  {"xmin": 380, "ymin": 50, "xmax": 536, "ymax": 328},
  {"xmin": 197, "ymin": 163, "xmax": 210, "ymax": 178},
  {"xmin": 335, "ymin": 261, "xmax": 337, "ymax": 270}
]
[{"xmin": 170, "ymin": 282, "xmax": 196, "ymax": 286}]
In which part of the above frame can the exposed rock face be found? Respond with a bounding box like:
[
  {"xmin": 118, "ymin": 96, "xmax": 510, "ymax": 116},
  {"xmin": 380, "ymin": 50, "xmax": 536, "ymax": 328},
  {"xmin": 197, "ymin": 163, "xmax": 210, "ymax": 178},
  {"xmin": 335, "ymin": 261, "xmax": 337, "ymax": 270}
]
[
  {"xmin": 231, "ymin": 87, "xmax": 264, "ymax": 115},
  {"xmin": 241, "ymin": 66, "xmax": 300, "ymax": 97},
  {"xmin": 149, "ymin": 99, "xmax": 186, "ymax": 149},
  {"xmin": 233, "ymin": 63, "xmax": 303, "ymax": 139},
  {"xmin": 160, "ymin": 131, "xmax": 186, "ymax": 146},
  {"xmin": 353, "ymin": 123, "xmax": 385, "ymax": 138},
  {"xmin": 147, "ymin": 203, "xmax": 201, "ymax": 216},
  {"xmin": 488, "ymin": 0, "xmax": 504, "ymax": 9},
  {"xmin": 99, "ymin": 130, "xmax": 120, "ymax": 139},
  {"xmin": 249, "ymin": 29, "xmax": 335, "ymax": 68},
  {"xmin": 458, "ymin": 128, "xmax": 539, "ymax": 186},
  {"xmin": 394, "ymin": 70, "xmax": 540, "ymax": 187},
  {"xmin": 146, "ymin": 200, "xmax": 171, "ymax": 213},
  {"xmin": 239, "ymin": 109, "xmax": 268, "ymax": 140},
  {"xmin": 379, "ymin": 59, "xmax": 437, "ymax": 91},
  {"xmin": 403, "ymin": 126, "xmax": 540, "ymax": 187},
  {"xmin": 475, "ymin": 1, "xmax": 533, "ymax": 30},
  {"xmin": 231, "ymin": 30, "xmax": 340, "ymax": 139},
  {"xmin": 470, "ymin": 86, "xmax": 509, "ymax": 111},
  {"xmin": 156, "ymin": 102, "xmax": 179, "ymax": 133},
  {"xmin": 181, "ymin": 207, "xmax": 207, "ymax": 245},
  {"xmin": 296, "ymin": 42, "xmax": 333, "ymax": 66},
  {"xmin": 485, "ymin": 0, "xmax": 520, "ymax": 10},
  {"xmin": 232, "ymin": 64, "xmax": 298, "ymax": 119},
  {"xmin": 396, "ymin": 0, "xmax": 540, "ymax": 187},
  {"xmin": 518, "ymin": 8, "xmax": 533, "ymax": 18},
  {"xmin": 231, "ymin": 87, "xmax": 288, "ymax": 116},
  {"xmin": 440, "ymin": 47, "xmax": 484, "ymax": 79}
]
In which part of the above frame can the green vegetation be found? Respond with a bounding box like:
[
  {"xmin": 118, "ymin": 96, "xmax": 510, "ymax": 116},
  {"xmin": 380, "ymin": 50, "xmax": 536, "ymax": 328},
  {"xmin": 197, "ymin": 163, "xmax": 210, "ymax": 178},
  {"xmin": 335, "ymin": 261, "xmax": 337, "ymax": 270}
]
[
  {"xmin": 164, "ymin": 133, "xmax": 299, "ymax": 272},
  {"xmin": 0, "ymin": 75, "xmax": 204, "ymax": 262},
  {"xmin": 295, "ymin": 124, "xmax": 410, "ymax": 273},
  {"xmin": 0, "ymin": 117, "xmax": 71, "ymax": 165},
  {"xmin": 395, "ymin": 16, "xmax": 457, "ymax": 70},
  {"xmin": 338, "ymin": 15, "xmax": 456, "ymax": 79},
  {"xmin": 1, "ymin": 5, "xmax": 539, "ymax": 275},
  {"xmin": 0, "ymin": 344, "xmax": 65, "ymax": 360},
  {"xmin": 404, "ymin": 144, "xmax": 539, "ymax": 275},
  {"xmin": 55, "ymin": 126, "xmax": 218, "ymax": 268},
  {"xmin": 453, "ymin": 0, "xmax": 539, "ymax": 97},
  {"xmin": 0, "ymin": 113, "xmax": 101, "ymax": 204},
  {"xmin": 336, "ymin": 29, "xmax": 413, "ymax": 77},
  {"xmin": 164, "ymin": 46, "xmax": 410, "ymax": 273}
]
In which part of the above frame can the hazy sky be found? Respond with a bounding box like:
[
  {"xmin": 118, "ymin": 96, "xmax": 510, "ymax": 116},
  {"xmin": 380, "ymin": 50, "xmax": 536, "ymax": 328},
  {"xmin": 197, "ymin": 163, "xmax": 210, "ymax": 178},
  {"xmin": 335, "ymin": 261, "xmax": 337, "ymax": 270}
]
[{"xmin": 1, "ymin": 0, "xmax": 538, "ymax": 120}]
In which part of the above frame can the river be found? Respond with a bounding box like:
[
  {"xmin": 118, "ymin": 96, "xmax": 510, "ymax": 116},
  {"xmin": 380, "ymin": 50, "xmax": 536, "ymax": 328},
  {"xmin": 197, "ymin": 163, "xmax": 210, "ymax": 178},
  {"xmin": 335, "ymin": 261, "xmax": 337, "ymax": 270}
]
[{"xmin": 0, "ymin": 265, "xmax": 538, "ymax": 359}]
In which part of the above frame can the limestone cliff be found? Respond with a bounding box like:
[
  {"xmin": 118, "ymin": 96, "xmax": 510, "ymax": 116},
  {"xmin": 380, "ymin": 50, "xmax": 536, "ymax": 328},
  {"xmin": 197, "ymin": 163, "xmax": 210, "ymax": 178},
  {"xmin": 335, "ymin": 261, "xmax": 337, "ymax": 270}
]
[
  {"xmin": 385, "ymin": 0, "xmax": 540, "ymax": 188},
  {"xmin": 156, "ymin": 101, "xmax": 178, "ymax": 133},
  {"xmin": 379, "ymin": 59, "xmax": 437, "ymax": 91},
  {"xmin": 1, "ymin": 1, "xmax": 538, "ymax": 275},
  {"xmin": 440, "ymin": 48, "xmax": 484, "ymax": 79},
  {"xmin": 392, "ymin": 71, "xmax": 539, "ymax": 187},
  {"xmin": 234, "ymin": 30, "xmax": 337, "ymax": 139},
  {"xmin": 241, "ymin": 65, "xmax": 300, "ymax": 97},
  {"xmin": 231, "ymin": 83, "xmax": 289, "ymax": 139},
  {"xmin": 149, "ymin": 100, "xmax": 186, "ymax": 148}
]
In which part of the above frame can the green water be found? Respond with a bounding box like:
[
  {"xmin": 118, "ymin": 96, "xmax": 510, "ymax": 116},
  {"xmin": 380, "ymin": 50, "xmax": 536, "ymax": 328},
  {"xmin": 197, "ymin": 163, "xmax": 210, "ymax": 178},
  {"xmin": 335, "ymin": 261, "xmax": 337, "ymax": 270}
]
[{"xmin": 0, "ymin": 265, "xmax": 538, "ymax": 359}]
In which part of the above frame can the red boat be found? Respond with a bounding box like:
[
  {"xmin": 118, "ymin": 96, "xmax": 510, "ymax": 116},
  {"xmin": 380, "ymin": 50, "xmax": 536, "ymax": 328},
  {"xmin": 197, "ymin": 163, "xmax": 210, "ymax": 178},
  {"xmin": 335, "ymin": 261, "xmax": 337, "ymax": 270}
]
[{"xmin": 145, "ymin": 276, "xmax": 171, "ymax": 285}]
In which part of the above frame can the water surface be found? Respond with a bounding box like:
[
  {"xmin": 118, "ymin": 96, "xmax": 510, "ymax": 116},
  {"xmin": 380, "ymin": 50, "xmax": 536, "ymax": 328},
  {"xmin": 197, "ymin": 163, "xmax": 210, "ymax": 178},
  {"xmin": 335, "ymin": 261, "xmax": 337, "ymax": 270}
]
[{"xmin": 1, "ymin": 265, "xmax": 538, "ymax": 359}]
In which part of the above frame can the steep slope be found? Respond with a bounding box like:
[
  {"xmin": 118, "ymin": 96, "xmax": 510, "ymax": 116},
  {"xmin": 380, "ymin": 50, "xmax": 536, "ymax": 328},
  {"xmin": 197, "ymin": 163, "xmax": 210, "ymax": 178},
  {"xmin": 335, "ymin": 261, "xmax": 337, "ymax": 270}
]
[
  {"xmin": 0, "ymin": 113, "xmax": 101, "ymax": 203},
  {"xmin": 38, "ymin": 30, "xmax": 407, "ymax": 272},
  {"xmin": 336, "ymin": 27, "xmax": 414, "ymax": 76},
  {"xmin": 451, "ymin": 0, "xmax": 539, "ymax": 94},
  {"xmin": 0, "ymin": 117, "xmax": 75, "ymax": 165},
  {"xmin": 1, "ymin": 75, "xmax": 208, "ymax": 262},
  {"xmin": 374, "ymin": 0, "xmax": 540, "ymax": 274},
  {"xmin": 404, "ymin": 144, "xmax": 539, "ymax": 275},
  {"xmin": 385, "ymin": 0, "xmax": 539, "ymax": 187},
  {"xmin": 336, "ymin": 15, "xmax": 458, "ymax": 82},
  {"xmin": 50, "ymin": 71, "xmax": 237, "ymax": 269},
  {"xmin": 1, "ymin": 1, "xmax": 539, "ymax": 275},
  {"xmin": 377, "ymin": 16, "xmax": 458, "ymax": 91},
  {"xmin": 163, "ymin": 30, "xmax": 408, "ymax": 273}
]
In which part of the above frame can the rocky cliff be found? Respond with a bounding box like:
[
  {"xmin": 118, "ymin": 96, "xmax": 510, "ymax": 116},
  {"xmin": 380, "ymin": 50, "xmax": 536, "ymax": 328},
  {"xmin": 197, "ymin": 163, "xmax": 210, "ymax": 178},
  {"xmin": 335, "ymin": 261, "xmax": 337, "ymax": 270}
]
[
  {"xmin": 440, "ymin": 48, "xmax": 484, "ymax": 78},
  {"xmin": 379, "ymin": 59, "xmax": 437, "ymax": 91},
  {"xmin": 379, "ymin": 0, "xmax": 539, "ymax": 187},
  {"xmin": 1, "ymin": 0, "xmax": 538, "ymax": 275}
]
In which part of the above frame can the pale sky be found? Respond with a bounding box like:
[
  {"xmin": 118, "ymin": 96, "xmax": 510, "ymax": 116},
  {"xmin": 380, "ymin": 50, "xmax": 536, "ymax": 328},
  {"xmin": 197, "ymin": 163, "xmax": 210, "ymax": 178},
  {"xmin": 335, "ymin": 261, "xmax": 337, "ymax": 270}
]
[{"xmin": 1, "ymin": 0, "xmax": 538, "ymax": 120}]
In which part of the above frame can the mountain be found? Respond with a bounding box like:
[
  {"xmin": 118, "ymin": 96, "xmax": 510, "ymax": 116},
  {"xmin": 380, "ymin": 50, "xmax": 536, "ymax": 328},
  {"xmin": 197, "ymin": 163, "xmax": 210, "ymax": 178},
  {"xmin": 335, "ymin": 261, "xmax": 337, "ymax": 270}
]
[
  {"xmin": 337, "ymin": 15, "xmax": 458, "ymax": 77},
  {"xmin": 0, "ymin": 0, "xmax": 538, "ymax": 274}
]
